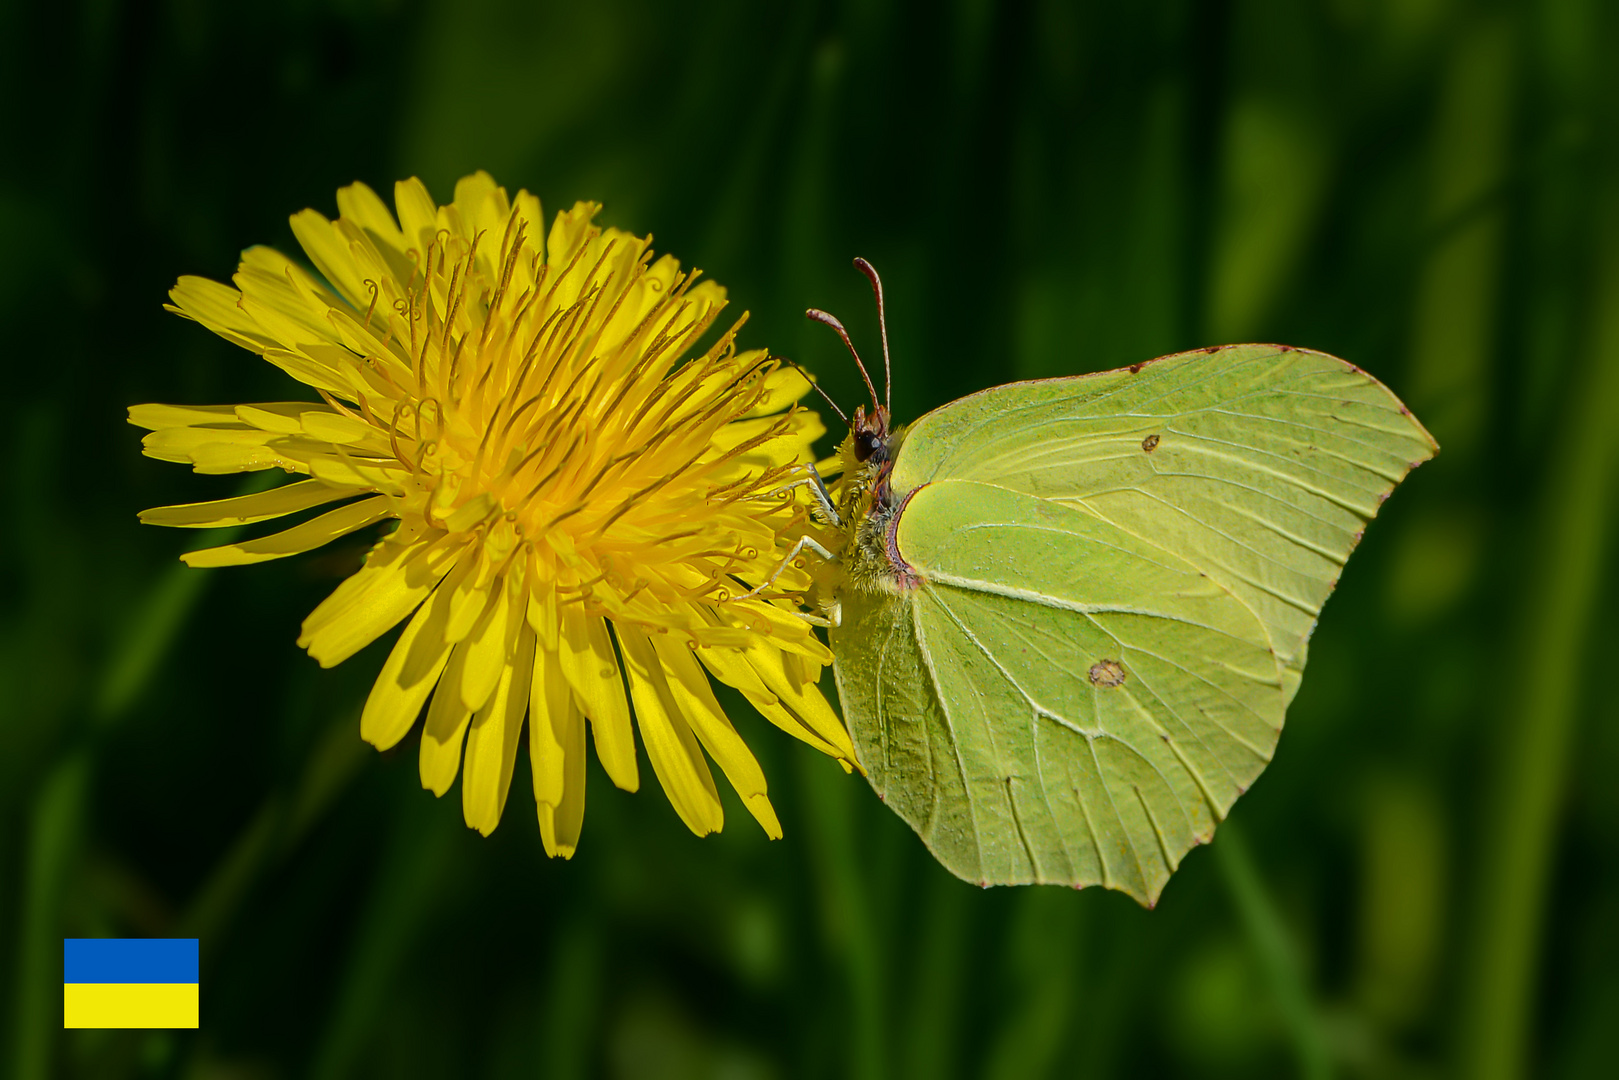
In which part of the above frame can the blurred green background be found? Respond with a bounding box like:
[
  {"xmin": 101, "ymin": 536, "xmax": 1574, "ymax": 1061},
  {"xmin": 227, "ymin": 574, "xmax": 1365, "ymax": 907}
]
[{"xmin": 3, "ymin": 0, "xmax": 1618, "ymax": 1077}]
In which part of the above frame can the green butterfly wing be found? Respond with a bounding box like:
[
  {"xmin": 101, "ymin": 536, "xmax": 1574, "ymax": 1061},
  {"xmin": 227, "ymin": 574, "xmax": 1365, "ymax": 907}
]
[
  {"xmin": 829, "ymin": 345, "xmax": 1437, "ymax": 904},
  {"xmin": 834, "ymin": 481, "xmax": 1286, "ymax": 902}
]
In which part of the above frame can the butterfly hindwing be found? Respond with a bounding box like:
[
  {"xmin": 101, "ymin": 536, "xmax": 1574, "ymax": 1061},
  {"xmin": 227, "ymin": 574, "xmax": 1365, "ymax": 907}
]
[{"xmin": 833, "ymin": 480, "xmax": 1285, "ymax": 904}]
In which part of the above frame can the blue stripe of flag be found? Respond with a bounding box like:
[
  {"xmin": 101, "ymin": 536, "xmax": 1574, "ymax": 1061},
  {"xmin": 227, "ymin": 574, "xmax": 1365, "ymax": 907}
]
[{"xmin": 64, "ymin": 939, "xmax": 198, "ymax": 984}]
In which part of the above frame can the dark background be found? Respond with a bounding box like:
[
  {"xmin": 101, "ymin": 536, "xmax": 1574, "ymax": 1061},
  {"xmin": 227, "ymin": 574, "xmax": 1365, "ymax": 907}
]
[{"xmin": 3, "ymin": 0, "xmax": 1618, "ymax": 1077}]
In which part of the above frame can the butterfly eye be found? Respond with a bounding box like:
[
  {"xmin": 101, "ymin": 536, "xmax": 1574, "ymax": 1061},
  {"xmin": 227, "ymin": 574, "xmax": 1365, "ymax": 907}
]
[{"xmin": 854, "ymin": 429, "xmax": 883, "ymax": 462}]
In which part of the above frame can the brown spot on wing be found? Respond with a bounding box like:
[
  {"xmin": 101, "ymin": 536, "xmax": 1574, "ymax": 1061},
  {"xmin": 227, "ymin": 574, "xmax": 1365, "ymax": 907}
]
[{"xmin": 1088, "ymin": 660, "xmax": 1126, "ymax": 688}]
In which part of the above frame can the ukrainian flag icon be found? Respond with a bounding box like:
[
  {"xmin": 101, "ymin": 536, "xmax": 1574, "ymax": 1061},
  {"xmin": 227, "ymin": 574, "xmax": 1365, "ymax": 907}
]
[{"xmin": 64, "ymin": 939, "xmax": 199, "ymax": 1029}]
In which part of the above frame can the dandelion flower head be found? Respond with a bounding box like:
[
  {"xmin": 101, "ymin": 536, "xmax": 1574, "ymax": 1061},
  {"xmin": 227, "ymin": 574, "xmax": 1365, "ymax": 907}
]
[{"xmin": 132, "ymin": 172, "xmax": 857, "ymax": 854}]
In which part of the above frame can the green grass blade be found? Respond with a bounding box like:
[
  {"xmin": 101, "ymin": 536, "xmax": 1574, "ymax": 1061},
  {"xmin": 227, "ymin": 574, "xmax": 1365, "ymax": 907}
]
[
  {"xmin": 309, "ymin": 797, "xmax": 456, "ymax": 1080},
  {"xmin": 798, "ymin": 750, "xmax": 886, "ymax": 1080},
  {"xmin": 1459, "ymin": 180, "xmax": 1619, "ymax": 1080},
  {"xmin": 94, "ymin": 472, "xmax": 277, "ymax": 725},
  {"xmin": 1215, "ymin": 823, "xmax": 1332, "ymax": 1080},
  {"xmin": 9, "ymin": 753, "xmax": 89, "ymax": 1080}
]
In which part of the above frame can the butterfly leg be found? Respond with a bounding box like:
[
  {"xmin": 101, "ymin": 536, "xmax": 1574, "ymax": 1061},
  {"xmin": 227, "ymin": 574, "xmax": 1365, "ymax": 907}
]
[
  {"xmin": 769, "ymin": 464, "xmax": 842, "ymax": 528},
  {"xmin": 735, "ymin": 534, "xmax": 839, "ymax": 602}
]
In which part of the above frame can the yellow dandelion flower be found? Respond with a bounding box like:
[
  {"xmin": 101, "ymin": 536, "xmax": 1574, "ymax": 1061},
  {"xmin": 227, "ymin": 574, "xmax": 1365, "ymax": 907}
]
[{"xmin": 131, "ymin": 171, "xmax": 858, "ymax": 854}]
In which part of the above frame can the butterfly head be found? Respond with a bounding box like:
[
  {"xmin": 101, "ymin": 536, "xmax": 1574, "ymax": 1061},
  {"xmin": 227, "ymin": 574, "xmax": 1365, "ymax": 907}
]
[
  {"xmin": 850, "ymin": 403, "xmax": 891, "ymax": 463},
  {"xmin": 801, "ymin": 259, "xmax": 920, "ymax": 601}
]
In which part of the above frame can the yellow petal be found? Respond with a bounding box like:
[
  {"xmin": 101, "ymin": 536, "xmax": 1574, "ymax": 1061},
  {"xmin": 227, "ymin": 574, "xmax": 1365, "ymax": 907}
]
[
  {"xmin": 742, "ymin": 642, "xmax": 858, "ymax": 764},
  {"xmin": 529, "ymin": 646, "xmax": 568, "ymax": 809},
  {"xmin": 289, "ymin": 208, "xmax": 369, "ymax": 309},
  {"xmin": 165, "ymin": 277, "xmax": 274, "ymax": 354},
  {"xmin": 299, "ymin": 533, "xmax": 463, "ymax": 667},
  {"xmin": 393, "ymin": 178, "xmax": 439, "ymax": 251},
  {"xmin": 187, "ymin": 445, "xmax": 297, "ymax": 475},
  {"xmin": 307, "ymin": 452, "xmax": 408, "ymax": 493},
  {"xmin": 360, "ymin": 593, "xmax": 452, "ymax": 751},
  {"xmin": 301, "ymin": 410, "xmax": 387, "ymax": 450},
  {"xmin": 617, "ymin": 628, "xmax": 722, "ymax": 837},
  {"xmin": 744, "ymin": 794, "xmax": 783, "ymax": 837},
  {"xmin": 139, "ymin": 479, "xmax": 358, "ymax": 529},
  {"xmin": 709, "ymin": 414, "xmax": 815, "ymax": 454},
  {"xmin": 335, "ymin": 180, "xmax": 407, "ymax": 252},
  {"xmin": 128, "ymin": 402, "xmax": 242, "ymax": 430},
  {"xmin": 693, "ymin": 643, "xmax": 777, "ymax": 707},
  {"xmin": 320, "ymin": 268, "xmax": 411, "ymax": 364},
  {"xmin": 462, "ymin": 624, "xmax": 535, "ymax": 835},
  {"xmin": 510, "ymin": 191, "xmax": 545, "ymax": 273},
  {"xmin": 140, "ymin": 425, "xmax": 278, "ymax": 464},
  {"xmin": 234, "ymin": 403, "xmax": 332, "ymax": 435},
  {"xmin": 525, "ymin": 576, "xmax": 559, "ymax": 652},
  {"xmin": 729, "ymin": 598, "xmax": 834, "ymax": 664},
  {"xmin": 458, "ymin": 580, "xmax": 513, "ymax": 713},
  {"xmin": 258, "ymin": 348, "xmax": 356, "ymax": 399},
  {"xmin": 236, "ymin": 262, "xmax": 345, "ymax": 352},
  {"xmin": 557, "ymin": 609, "xmax": 638, "ymax": 791},
  {"xmin": 443, "ymin": 493, "xmax": 498, "ymax": 534},
  {"xmin": 445, "ymin": 546, "xmax": 493, "ymax": 644},
  {"xmin": 237, "ymin": 243, "xmax": 340, "ymax": 301},
  {"xmin": 698, "ymin": 645, "xmax": 847, "ymax": 762},
  {"xmin": 530, "ymin": 646, "xmax": 586, "ymax": 858},
  {"xmin": 652, "ymin": 634, "xmax": 782, "ymax": 839},
  {"xmin": 546, "ymin": 200, "xmax": 602, "ymax": 271},
  {"xmin": 724, "ymin": 409, "xmax": 826, "ymax": 473},
  {"xmin": 181, "ymin": 496, "xmax": 392, "ymax": 568},
  {"xmin": 453, "ymin": 171, "xmax": 507, "ymax": 239},
  {"xmin": 420, "ymin": 641, "xmax": 473, "ymax": 796},
  {"xmin": 398, "ymin": 556, "xmax": 468, "ymax": 686},
  {"xmin": 738, "ymin": 363, "xmax": 813, "ymax": 419}
]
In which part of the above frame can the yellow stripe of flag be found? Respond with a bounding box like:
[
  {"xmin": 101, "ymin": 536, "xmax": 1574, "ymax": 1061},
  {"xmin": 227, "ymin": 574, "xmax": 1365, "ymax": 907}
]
[{"xmin": 64, "ymin": 984, "xmax": 199, "ymax": 1029}]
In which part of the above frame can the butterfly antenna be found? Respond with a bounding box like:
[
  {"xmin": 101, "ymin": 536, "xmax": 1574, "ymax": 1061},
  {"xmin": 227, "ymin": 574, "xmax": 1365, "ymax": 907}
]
[
  {"xmin": 783, "ymin": 358, "xmax": 850, "ymax": 425},
  {"xmin": 806, "ymin": 308, "xmax": 883, "ymax": 411},
  {"xmin": 852, "ymin": 257, "xmax": 891, "ymax": 415}
]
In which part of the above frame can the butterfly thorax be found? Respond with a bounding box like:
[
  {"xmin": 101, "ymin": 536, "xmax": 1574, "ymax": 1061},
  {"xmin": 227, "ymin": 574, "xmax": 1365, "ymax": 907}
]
[{"xmin": 831, "ymin": 405, "xmax": 918, "ymax": 598}]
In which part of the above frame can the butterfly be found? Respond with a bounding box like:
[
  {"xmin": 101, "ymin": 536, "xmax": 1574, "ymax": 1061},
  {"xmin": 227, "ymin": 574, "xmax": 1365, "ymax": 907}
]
[{"xmin": 774, "ymin": 258, "xmax": 1437, "ymax": 906}]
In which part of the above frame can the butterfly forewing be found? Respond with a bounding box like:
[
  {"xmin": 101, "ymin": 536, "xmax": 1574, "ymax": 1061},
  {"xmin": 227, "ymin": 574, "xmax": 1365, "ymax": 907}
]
[{"xmin": 886, "ymin": 345, "xmax": 1439, "ymax": 697}]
